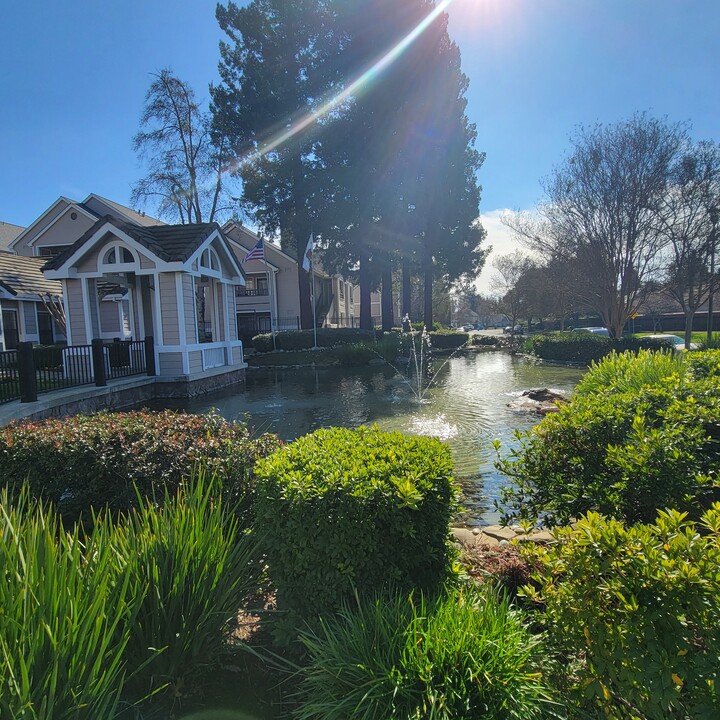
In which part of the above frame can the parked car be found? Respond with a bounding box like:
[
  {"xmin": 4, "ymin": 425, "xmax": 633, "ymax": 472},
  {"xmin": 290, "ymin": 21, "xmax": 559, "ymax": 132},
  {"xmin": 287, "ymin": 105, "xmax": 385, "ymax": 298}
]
[
  {"xmin": 503, "ymin": 325, "xmax": 524, "ymax": 335},
  {"xmin": 643, "ymin": 334, "xmax": 698, "ymax": 351},
  {"xmin": 572, "ymin": 327, "xmax": 610, "ymax": 337},
  {"xmin": 474, "ymin": 323, "xmax": 485, "ymax": 330},
  {"xmin": 462, "ymin": 324, "xmax": 475, "ymax": 332}
]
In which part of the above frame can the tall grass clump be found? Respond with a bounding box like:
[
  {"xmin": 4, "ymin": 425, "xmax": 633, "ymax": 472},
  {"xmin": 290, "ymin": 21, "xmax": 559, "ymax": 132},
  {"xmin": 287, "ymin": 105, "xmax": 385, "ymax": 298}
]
[
  {"xmin": 0, "ymin": 489, "xmax": 134, "ymax": 720},
  {"xmin": 296, "ymin": 586, "xmax": 555, "ymax": 720},
  {"xmin": 111, "ymin": 472, "xmax": 264, "ymax": 701}
]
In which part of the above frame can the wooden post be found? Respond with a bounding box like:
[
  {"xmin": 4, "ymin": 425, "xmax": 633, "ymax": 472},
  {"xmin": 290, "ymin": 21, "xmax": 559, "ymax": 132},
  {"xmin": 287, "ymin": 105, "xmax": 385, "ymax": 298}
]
[{"xmin": 18, "ymin": 342, "xmax": 37, "ymax": 403}]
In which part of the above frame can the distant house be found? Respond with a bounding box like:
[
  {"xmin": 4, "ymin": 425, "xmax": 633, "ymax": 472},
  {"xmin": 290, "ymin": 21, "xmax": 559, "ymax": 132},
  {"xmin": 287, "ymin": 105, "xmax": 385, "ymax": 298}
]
[
  {"xmin": 1, "ymin": 192, "xmax": 384, "ymax": 375},
  {"xmin": 0, "ymin": 253, "xmax": 63, "ymax": 351},
  {"xmin": 43, "ymin": 215, "xmax": 246, "ymax": 376},
  {"xmin": 224, "ymin": 221, "xmax": 382, "ymax": 344}
]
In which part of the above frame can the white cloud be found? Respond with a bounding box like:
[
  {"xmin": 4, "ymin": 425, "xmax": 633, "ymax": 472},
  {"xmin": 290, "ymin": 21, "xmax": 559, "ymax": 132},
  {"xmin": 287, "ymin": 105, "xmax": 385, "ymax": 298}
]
[{"xmin": 474, "ymin": 208, "xmax": 532, "ymax": 294}]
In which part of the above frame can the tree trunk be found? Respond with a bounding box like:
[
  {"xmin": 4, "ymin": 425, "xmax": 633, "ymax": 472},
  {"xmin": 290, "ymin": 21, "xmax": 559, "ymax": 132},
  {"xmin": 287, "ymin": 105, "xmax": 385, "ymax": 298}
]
[
  {"xmin": 359, "ymin": 248, "xmax": 372, "ymax": 330},
  {"xmin": 684, "ymin": 310, "xmax": 695, "ymax": 349},
  {"xmin": 402, "ymin": 257, "xmax": 412, "ymax": 318},
  {"xmin": 381, "ymin": 264, "xmax": 394, "ymax": 332},
  {"xmin": 423, "ymin": 266, "xmax": 433, "ymax": 330}
]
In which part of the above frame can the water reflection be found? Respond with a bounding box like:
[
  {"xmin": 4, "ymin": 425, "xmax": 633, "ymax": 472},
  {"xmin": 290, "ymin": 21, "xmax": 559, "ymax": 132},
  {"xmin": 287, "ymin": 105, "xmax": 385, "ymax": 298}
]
[{"xmin": 178, "ymin": 352, "xmax": 585, "ymax": 525}]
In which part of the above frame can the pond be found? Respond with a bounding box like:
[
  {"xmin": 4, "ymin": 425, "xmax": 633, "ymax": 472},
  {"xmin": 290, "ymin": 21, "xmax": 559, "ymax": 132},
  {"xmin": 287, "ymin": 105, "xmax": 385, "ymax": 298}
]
[{"xmin": 172, "ymin": 350, "xmax": 585, "ymax": 525}]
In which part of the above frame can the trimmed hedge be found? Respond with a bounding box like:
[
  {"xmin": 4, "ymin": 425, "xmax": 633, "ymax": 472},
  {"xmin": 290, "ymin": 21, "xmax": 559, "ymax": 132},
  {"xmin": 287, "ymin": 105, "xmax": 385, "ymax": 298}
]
[
  {"xmin": 0, "ymin": 410, "xmax": 281, "ymax": 524},
  {"xmin": 498, "ymin": 350, "xmax": 720, "ymax": 526},
  {"xmin": 252, "ymin": 328, "xmax": 374, "ymax": 352},
  {"xmin": 528, "ymin": 332, "xmax": 671, "ymax": 364},
  {"xmin": 427, "ymin": 330, "xmax": 470, "ymax": 349},
  {"xmin": 253, "ymin": 426, "xmax": 457, "ymax": 636}
]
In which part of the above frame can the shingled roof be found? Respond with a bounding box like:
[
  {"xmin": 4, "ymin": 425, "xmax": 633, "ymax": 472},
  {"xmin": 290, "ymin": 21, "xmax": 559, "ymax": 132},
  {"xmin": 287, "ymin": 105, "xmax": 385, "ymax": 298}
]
[
  {"xmin": 0, "ymin": 252, "xmax": 62, "ymax": 297},
  {"xmin": 44, "ymin": 216, "xmax": 226, "ymax": 271},
  {"xmin": 0, "ymin": 221, "xmax": 25, "ymax": 252}
]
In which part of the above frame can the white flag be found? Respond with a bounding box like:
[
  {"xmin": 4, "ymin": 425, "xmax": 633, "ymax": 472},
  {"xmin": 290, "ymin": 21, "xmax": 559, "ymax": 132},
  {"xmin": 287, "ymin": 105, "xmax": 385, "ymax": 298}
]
[{"xmin": 301, "ymin": 233, "xmax": 314, "ymax": 272}]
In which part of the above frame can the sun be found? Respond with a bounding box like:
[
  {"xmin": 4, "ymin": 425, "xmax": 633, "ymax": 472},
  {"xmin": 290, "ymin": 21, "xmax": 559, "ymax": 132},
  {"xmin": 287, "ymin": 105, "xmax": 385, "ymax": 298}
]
[{"xmin": 448, "ymin": 0, "xmax": 517, "ymax": 30}]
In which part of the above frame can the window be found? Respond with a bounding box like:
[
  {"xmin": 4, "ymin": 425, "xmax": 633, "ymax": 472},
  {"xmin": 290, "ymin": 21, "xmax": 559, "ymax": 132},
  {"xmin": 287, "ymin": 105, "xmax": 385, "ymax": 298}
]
[
  {"xmin": 1, "ymin": 309, "xmax": 19, "ymax": 350},
  {"xmin": 256, "ymin": 275, "xmax": 268, "ymax": 293},
  {"xmin": 100, "ymin": 243, "xmax": 136, "ymax": 270},
  {"xmin": 38, "ymin": 245, "xmax": 71, "ymax": 258},
  {"xmin": 200, "ymin": 248, "xmax": 220, "ymax": 272}
]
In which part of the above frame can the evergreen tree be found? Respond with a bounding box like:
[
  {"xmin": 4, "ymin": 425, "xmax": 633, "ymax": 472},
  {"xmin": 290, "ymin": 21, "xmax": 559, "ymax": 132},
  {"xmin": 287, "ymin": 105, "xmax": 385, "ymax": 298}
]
[{"xmin": 211, "ymin": 0, "xmax": 337, "ymax": 329}]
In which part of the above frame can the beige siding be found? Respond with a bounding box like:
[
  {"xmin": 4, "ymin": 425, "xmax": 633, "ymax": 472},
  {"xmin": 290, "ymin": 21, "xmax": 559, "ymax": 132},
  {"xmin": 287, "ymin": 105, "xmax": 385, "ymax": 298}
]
[
  {"xmin": 158, "ymin": 273, "xmax": 180, "ymax": 345},
  {"xmin": 158, "ymin": 352, "xmax": 183, "ymax": 375},
  {"xmin": 139, "ymin": 253, "xmax": 156, "ymax": 270},
  {"xmin": 227, "ymin": 290, "xmax": 237, "ymax": 341},
  {"xmin": 232, "ymin": 345, "xmax": 243, "ymax": 364},
  {"xmin": 188, "ymin": 350, "xmax": 203, "ymax": 374},
  {"xmin": 77, "ymin": 239, "xmax": 106, "ymax": 273},
  {"xmin": 217, "ymin": 285, "xmax": 226, "ymax": 341},
  {"xmin": 183, "ymin": 275, "xmax": 197, "ymax": 344},
  {"xmin": 65, "ymin": 280, "xmax": 87, "ymax": 344},
  {"xmin": 23, "ymin": 207, "xmax": 95, "ymax": 257},
  {"xmin": 87, "ymin": 280, "xmax": 100, "ymax": 337}
]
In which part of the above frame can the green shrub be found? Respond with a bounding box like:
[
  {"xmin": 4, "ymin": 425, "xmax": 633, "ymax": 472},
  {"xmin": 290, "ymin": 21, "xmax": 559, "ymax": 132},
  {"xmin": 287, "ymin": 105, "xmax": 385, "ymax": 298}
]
[
  {"xmin": 0, "ymin": 410, "xmax": 280, "ymax": 525},
  {"xmin": 697, "ymin": 332, "xmax": 720, "ymax": 350},
  {"xmin": 498, "ymin": 351, "xmax": 720, "ymax": 526},
  {"xmin": 411, "ymin": 321, "xmax": 442, "ymax": 332},
  {"xmin": 252, "ymin": 328, "xmax": 374, "ymax": 352},
  {"xmin": 427, "ymin": 330, "xmax": 469, "ymax": 349},
  {"xmin": 253, "ymin": 426, "xmax": 457, "ymax": 637},
  {"xmin": 373, "ymin": 332, "xmax": 402, "ymax": 361},
  {"xmin": 687, "ymin": 348, "xmax": 720, "ymax": 379},
  {"xmin": 296, "ymin": 586, "xmax": 555, "ymax": 720},
  {"xmin": 574, "ymin": 348, "xmax": 685, "ymax": 398},
  {"xmin": 333, "ymin": 342, "xmax": 377, "ymax": 366},
  {"xmin": 472, "ymin": 333, "xmax": 498, "ymax": 346},
  {"xmin": 529, "ymin": 332, "xmax": 669, "ymax": 364},
  {"xmin": 521, "ymin": 508, "xmax": 720, "ymax": 719},
  {"xmin": 111, "ymin": 473, "xmax": 264, "ymax": 701},
  {"xmin": 0, "ymin": 489, "xmax": 134, "ymax": 720}
]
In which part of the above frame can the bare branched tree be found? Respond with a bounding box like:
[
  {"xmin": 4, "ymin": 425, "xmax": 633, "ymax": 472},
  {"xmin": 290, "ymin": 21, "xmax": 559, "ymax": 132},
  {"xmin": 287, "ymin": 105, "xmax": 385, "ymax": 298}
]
[
  {"xmin": 131, "ymin": 69, "xmax": 235, "ymax": 224},
  {"xmin": 659, "ymin": 140, "xmax": 720, "ymax": 346},
  {"xmin": 490, "ymin": 250, "xmax": 536, "ymax": 332},
  {"xmin": 38, "ymin": 294, "xmax": 66, "ymax": 335},
  {"xmin": 512, "ymin": 115, "xmax": 687, "ymax": 338}
]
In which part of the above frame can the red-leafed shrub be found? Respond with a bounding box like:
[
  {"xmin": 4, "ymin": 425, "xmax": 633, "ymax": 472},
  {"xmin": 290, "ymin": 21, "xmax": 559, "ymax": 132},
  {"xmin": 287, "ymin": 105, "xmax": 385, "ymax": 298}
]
[{"xmin": 0, "ymin": 409, "xmax": 281, "ymax": 524}]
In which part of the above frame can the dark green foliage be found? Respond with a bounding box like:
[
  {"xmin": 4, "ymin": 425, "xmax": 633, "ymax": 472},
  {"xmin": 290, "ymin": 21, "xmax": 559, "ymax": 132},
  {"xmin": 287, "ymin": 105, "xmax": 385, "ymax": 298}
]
[
  {"xmin": 472, "ymin": 333, "xmax": 498, "ymax": 346},
  {"xmin": 0, "ymin": 410, "xmax": 280, "ymax": 524},
  {"xmin": 529, "ymin": 331, "xmax": 671, "ymax": 363},
  {"xmin": 498, "ymin": 350, "xmax": 720, "ymax": 526},
  {"xmin": 334, "ymin": 342, "xmax": 377, "ymax": 366},
  {"xmin": 252, "ymin": 328, "xmax": 374, "ymax": 353},
  {"xmin": 427, "ymin": 330, "xmax": 469, "ymax": 349},
  {"xmin": 253, "ymin": 426, "xmax": 457, "ymax": 637},
  {"xmin": 296, "ymin": 586, "xmax": 555, "ymax": 720},
  {"xmin": 521, "ymin": 508, "xmax": 720, "ymax": 719},
  {"xmin": 411, "ymin": 321, "xmax": 442, "ymax": 332}
]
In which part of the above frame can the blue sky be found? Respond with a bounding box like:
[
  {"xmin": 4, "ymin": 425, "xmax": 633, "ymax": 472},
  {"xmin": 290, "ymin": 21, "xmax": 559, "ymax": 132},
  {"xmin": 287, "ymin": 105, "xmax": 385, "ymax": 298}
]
[{"xmin": 1, "ymin": 1, "xmax": 719, "ymax": 286}]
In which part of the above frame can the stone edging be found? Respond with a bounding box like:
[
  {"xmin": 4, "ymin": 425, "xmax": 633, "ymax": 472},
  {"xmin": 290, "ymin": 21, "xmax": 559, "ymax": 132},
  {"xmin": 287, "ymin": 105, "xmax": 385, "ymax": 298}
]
[{"xmin": 451, "ymin": 524, "xmax": 555, "ymax": 548}]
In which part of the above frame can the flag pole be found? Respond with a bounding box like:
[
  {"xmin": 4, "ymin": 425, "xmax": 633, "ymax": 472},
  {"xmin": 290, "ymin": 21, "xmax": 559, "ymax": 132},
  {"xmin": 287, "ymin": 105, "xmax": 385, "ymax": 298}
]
[{"xmin": 311, "ymin": 238, "xmax": 318, "ymax": 350}]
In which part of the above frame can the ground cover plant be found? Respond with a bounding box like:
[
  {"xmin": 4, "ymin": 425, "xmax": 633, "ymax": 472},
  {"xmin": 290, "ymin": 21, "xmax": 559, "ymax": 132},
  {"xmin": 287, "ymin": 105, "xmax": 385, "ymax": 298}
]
[
  {"xmin": 253, "ymin": 426, "xmax": 458, "ymax": 641},
  {"xmin": 295, "ymin": 586, "xmax": 556, "ymax": 720},
  {"xmin": 520, "ymin": 508, "xmax": 720, "ymax": 719},
  {"xmin": 252, "ymin": 328, "xmax": 374, "ymax": 353},
  {"xmin": 498, "ymin": 349, "xmax": 720, "ymax": 526},
  {"xmin": 0, "ymin": 409, "xmax": 280, "ymax": 524}
]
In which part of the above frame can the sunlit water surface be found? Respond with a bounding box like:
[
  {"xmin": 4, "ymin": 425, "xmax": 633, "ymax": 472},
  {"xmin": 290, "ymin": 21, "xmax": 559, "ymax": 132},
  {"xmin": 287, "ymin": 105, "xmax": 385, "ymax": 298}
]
[{"xmin": 172, "ymin": 351, "xmax": 585, "ymax": 525}]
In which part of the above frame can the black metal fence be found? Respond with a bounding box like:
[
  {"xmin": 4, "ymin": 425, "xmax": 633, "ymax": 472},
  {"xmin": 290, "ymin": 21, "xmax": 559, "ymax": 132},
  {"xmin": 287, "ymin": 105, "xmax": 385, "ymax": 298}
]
[
  {"xmin": 0, "ymin": 349, "xmax": 19, "ymax": 405},
  {"xmin": 0, "ymin": 337, "xmax": 155, "ymax": 406}
]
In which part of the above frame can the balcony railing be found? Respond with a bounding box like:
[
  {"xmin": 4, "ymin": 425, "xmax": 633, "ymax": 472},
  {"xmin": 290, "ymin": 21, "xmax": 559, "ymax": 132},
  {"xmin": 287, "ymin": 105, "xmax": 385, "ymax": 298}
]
[
  {"xmin": 0, "ymin": 338, "xmax": 156, "ymax": 405},
  {"xmin": 236, "ymin": 288, "xmax": 269, "ymax": 297}
]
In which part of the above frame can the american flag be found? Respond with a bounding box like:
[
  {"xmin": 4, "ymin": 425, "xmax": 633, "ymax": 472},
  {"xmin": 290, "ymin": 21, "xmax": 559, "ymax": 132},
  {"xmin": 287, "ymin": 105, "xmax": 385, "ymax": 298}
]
[{"xmin": 241, "ymin": 238, "xmax": 264, "ymax": 263}]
